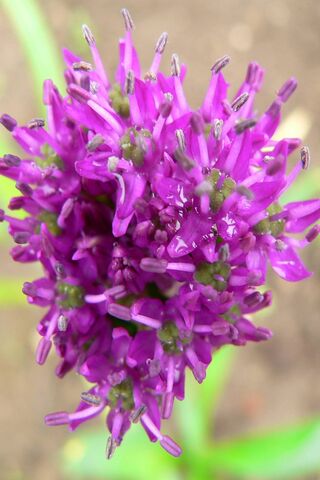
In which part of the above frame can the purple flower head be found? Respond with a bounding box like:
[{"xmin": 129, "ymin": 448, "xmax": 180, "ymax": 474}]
[{"xmin": 1, "ymin": 9, "xmax": 319, "ymax": 458}]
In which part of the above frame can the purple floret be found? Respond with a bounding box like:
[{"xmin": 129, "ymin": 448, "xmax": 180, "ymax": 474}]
[{"xmin": 0, "ymin": 8, "xmax": 319, "ymax": 458}]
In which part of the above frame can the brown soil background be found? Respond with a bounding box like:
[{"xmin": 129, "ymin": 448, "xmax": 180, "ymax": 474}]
[{"xmin": 0, "ymin": 1, "xmax": 319, "ymax": 479}]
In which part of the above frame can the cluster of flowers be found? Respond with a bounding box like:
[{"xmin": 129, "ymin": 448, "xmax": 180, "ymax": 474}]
[{"xmin": 1, "ymin": 9, "xmax": 319, "ymax": 458}]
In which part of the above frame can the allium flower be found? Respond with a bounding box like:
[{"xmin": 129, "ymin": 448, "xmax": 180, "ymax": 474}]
[{"xmin": 1, "ymin": 9, "xmax": 319, "ymax": 458}]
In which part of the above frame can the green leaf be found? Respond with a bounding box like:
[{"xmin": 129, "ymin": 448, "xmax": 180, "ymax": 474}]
[
  {"xmin": 1, "ymin": 0, "xmax": 64, "ymax": 109},
  {"xmin": 209, "ymin": 417, "xmax": 320, "ymax": 479},
  {"xmin": 61, "ymin": 425, "xmax": 179, "ymax": 480}
]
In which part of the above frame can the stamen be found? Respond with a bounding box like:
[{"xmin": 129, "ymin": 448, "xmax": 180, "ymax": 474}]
[
  {"xmin": 212, "ymin": 321, "xmax": 230, "ymax": 335},
  {"xmin": 245, "ymin": 62, "xmax": 264, "ymax": 91},
  {"xmin": 141, "ymin": 413, "xmax": 161, "ymax": 439},
  {"xmin": 275, "ymin": 239, "xmax": 286, "ymax": 251},
  {"xmin": 87, "ymin": 134, "xmax": 104, "ymax": 151},
  {"xmin": 28, "ymin": 118, "xmax": 45, "ymax": 129},
  {"xmin": 277, "ymin": 77, "xmax": 297, "ymax": 102},
  {"xmin": 162, "ymin": 392, "xmax": 174, "ymax": 419},
  {"xmin": 82, "ymin": 24, "xmax": 95, "ymax": 46},
  {"xmin": 211, "ymin": 55, "xmax": 230, "ymax": 74},
  {"xmin": 213, "ymin": 119, "xmax": 223, "ymax": 140},
  {"xmin": 58, "ymin": 198, "xmax": 74, "ymax": 227},
  {"xmin": 185, "ymin": 347, "xmax": 206, "ymax": 383},
  {"xmin": 218, "ymin": 244, "xmax": 230, "ymax": 262},
  {"xmin": 231, "ymin": 92, "xmax": 249, "ymax": 112},
  {"xmin": 246, "ymin": 62, "xmax": 258, "ymax": 85},
  {"xmin": 88, "ymin": 100, "xmax": 123, "ymax": 135},
  {"xmin": 13, "ymin": 231, "xmax": 31, "ymax": 244},
  {"xmin": 222, "ymin": 100, "xmax": 233, "ymax": 116},
  {"xmin": 147, "ymin": 358, "xmax": 161, "ymax": 377},
  {"xmin": 16, "ymin": 182, "xmax": 32, "ymax": 196},
  {"xmin": 195, "ymin": 180, "xmax": 213, "ymax": 196},
  {"xmin": 236, "ymin": 185, "xmax": 254, "ymax": 200},
  {"xmin": 150, "ymin": 32, "xmax": 169, "ymax": 74},
  {"xmin": 130, "ymin": 405, "xmax": 147, "ymax": 423},
  {"xmin": 235, "ymin": 118, "xmax": 256, "ymax": 134},
  {"xmin": 171, "ymin": 54, "xmax": 180, "ymax": 76},
  {"xmin": 300, "ymin": 146, "xmax": 310, "ymax": 170},
  {"xmin": 127, "ymin": 74, "xmax": 143, "ymax": 125},
  {"xmin": 106, "ymin": 435, "xmax": 117, "ymax": 459},
  {"xmin": 45, "ymin": 411, "xmax": 69, "ymax": 426},
  {"xmin": 306, "ymin": 225, "xmax": 319, "ymax": 243},
  {"xmin": 171, "ymin": 56, "xmax": 188, "ymax": 111},
  {"xmin": 167, "ymin": 262, "xmax": 195, "ymax": 273},
  {"xmin": 67, "ymin": 84, "xmax": 91, "ymax": 103},
  {"xmin": 155, "ymin": 32, "xmax": 168, "ymax": 54},
  {"xmin": 190, "ymin": 112, "xmax": 204, "ymax": 134},
  {"xmin": 166, "ymin": 357, "xmax": 175, "ymax": 392},
  {"xmin": 121, "ymin": 8, "xmax": 134, "ymax": 31},
  {"xmin": 265, "ymin": 100, "xmax": 281, "ymax": 118},
  {"xmin": 0, "ymin": 113, "xmax": 17, "ymax": 131},
  {"xmin": 81, "ymin": 25, "xmax": 109, "ymax": 87},
  {"xmin": 174, "ymin": 149, "xmax": 195, "ymax": 170},
  {"xmin": 175, "ymin": 129, "xmax": 186, "ymax": 151},
  {"xmin": 193, "ymin": 324, "xmax": 213, "ymax": 334},
  {"xmin": 140, "ymin": 257, "xmax": 167, "ymax": 273},
  {"xmin": 72, "ymin": 61, "xmax": 92, "ymax": 72},
  {"xmin": 36, "ymin": 337, "xmax": 52, "ymax": 365},
  {"xmin": 80, "ymin": 76, "xmax": 90, "ymax": 91},
  {"xmin": 80, "ymin": 392, "xmax": 101, "ymax": 406},
  {"xmin": 125, "ymin": 70, "xmax": 135, "ymax": 95},
  {"xmin": 158, "ymin": 100, "xmax": 172, "ymax": 118},
  {"xmin": 266, "ymin": 155, "xmax": 283, "ymax": 175},
  {"xmin": 22, "ymin": 281, "xmax": 37, "ymax": 297},
  {"xmin": 57, "ymin": 314, "xmax": 68, "ymax": 332},
  {"xmin": 144, "ymin": 71, "xmax": 157, "ymax": 81},
  {"xmin": 3, "ymin": 154, "xmax": 21, "ymax": 167},
  {"xmin": 108, "ymin": 303, "xmax": 131, "ymax": 321},
  {"xmin": 107, "ymin": 155, "xmax": 120, "ymax": 172},
  {"xmin": 90, "ymin": 81, "xmax": 99, "ymax": 94},
  {"xmin": 244, "ymin": 291, "xmax": 263, "ymax": 307},
  {"xmin": 131, "ymin": 312, "xmax": 161, "ymax": 329},
  {"xmin": 85, "ymin": 285, "xmax": 126, "ymax": 303}
]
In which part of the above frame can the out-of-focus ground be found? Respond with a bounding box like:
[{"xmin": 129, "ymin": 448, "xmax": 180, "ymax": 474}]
[{"xmin": 0, "ymin": 1, "xmax": 319, "ymax": 479}]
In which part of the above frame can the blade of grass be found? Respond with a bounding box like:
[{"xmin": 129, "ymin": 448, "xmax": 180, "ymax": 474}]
[{"xmin": 1, "ymin": 0, "xmax": 64, "ymax": 110}]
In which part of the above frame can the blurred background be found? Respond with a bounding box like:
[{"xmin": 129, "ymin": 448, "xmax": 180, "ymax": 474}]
[{"xmin": 0, "ymin": 0, "xmax": 319, "ymax": 479}]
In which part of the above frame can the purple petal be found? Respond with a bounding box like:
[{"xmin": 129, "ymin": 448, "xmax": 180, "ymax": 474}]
[
  {"xmin": 284, "ymin": 199, "xmax": 320, "ymax": 233},
  {"xmin": 116, "ymin": 172, "xmax": 146, "ymax": 220},
  {"xmin": 268, "ymin": 243, "xmax": 311, "ymax": 281},
  {"xmin": 167, "ymin": 212, "xmax": 212, "ymax": 258}
]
